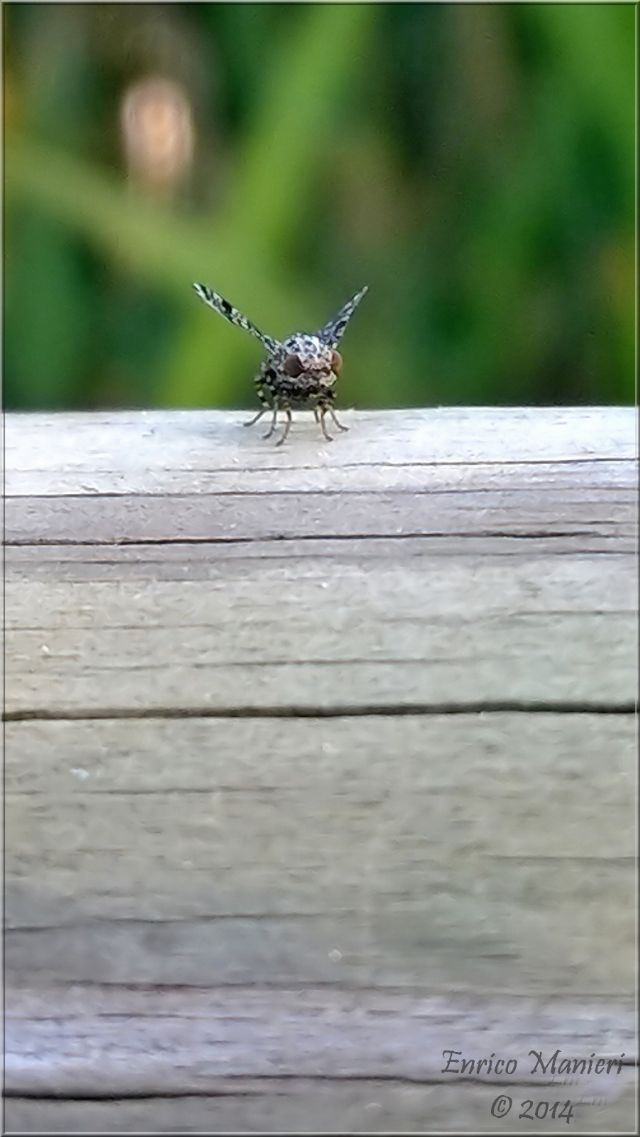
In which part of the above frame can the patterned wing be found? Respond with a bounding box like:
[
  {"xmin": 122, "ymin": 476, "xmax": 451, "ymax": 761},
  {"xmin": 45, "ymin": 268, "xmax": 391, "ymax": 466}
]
[
  {"xmin": 193, "ymin": 283, "xmax": 280, "ymax": 354},
  {"xmin": 317, "ymin": 285, "xmax": 368, "ymax": 348}
]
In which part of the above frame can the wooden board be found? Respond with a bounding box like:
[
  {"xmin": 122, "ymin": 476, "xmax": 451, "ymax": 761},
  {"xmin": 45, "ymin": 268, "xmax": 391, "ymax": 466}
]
[
  {"xmin": 4, "ymin": 409, "xmax": 637, "ymax": 1133},
  {"xmin": 5, "ymin": 407, "xmax": 636, "ymax": 495}
]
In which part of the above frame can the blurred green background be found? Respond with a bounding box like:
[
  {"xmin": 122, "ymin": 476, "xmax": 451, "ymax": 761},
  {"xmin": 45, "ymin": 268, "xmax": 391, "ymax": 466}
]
[{"xmin": 4, "ymin": 2, "xmax": 635, "ymax": 412}]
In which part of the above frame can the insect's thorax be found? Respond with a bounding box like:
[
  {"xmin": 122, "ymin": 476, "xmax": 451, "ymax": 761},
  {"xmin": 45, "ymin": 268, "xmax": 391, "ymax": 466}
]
[{"xmin": 256, "ymin": 331, "xmax": 338, "ymax": 408}]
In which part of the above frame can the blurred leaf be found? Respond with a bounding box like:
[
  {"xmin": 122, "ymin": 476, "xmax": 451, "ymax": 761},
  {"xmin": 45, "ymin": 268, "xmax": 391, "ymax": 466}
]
[
  {"xmin": 5, "ymin": 209, "xmax": 92, "ymax": 408},
  {"xmin": 3, "ymin": 2, "xmax": 634, "ymax": 411},
  {"xmin": 6, "ymin": 132, "xmax": 384, "ymax": 408},
  {"xmin": 527, "ymin": 2, "xmax": 634, "ymax": 198},
  {"xmin": 5, "ymin": 136, "xmax": 316, "ymax": 386},
  {"xmin": 161, "ymin": 1, "xmax": 377, "ymax": 405}
]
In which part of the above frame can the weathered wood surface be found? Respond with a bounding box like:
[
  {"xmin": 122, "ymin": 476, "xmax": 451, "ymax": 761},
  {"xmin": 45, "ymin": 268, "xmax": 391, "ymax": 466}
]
[{"xmin": 4, "ymin": 408, "xmax": 638, "ymax": 1133}]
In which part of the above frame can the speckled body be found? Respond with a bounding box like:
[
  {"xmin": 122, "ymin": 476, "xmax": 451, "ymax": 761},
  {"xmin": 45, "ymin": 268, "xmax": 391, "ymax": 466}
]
[
  {"xmin": 193, "ymin": 282, "xmax": 368, "ymax": 445},
  {"xmin": 255, "ymin": 335, "xmax": 339, "ymax": 410}
]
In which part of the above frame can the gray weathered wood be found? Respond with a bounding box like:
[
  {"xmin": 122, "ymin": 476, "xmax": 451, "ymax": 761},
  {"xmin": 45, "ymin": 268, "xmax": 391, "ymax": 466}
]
[
  {"xmin": 4, "ymin": 1084, "xmax": 638, "ymax": 1136},
  {"xmin": 5, "ymin": 714, "xmax": 636, "ymax": 986},
  {"xmin": 5, "ymin": 407, "xmax": 636, "ymax": 495},
  {"xmin": 4, "ymin": 564, "xmax": 636, "ymax": 713},
  {"xmin": 4, "ymin": 409, "xmax": 637, "ymax": 1133}
]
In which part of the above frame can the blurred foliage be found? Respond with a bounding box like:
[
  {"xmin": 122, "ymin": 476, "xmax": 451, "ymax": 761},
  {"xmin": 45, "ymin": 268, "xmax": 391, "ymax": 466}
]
[{"xmin": 4, "ymin": 2, "xmax": 635, "ymax": 411}]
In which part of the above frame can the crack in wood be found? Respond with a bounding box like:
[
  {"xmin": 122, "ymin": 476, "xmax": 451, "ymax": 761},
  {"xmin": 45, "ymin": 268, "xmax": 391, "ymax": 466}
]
[
  {"xmin": 6, "ymin": 529, "xmax": 620, "ymax": 547},
  {"xmin": 4, "ymin": 701, "xmax": 635, "ymax": 722},
  {"xmin": 3, "ymin": 1073, "xmax": 576, "ymax": 1102}
]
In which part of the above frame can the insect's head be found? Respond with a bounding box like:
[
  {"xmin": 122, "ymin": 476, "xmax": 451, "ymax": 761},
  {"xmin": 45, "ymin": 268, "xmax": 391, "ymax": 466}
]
[{"xmin": 280, "ymin": 334, "xmax": 342, "ymax": 381}]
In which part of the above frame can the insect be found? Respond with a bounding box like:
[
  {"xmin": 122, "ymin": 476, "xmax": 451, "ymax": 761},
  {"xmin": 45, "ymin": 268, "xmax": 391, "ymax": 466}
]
[{"xmin": 193, "ymin": 281, "xmax": 368, "ymax": 446}]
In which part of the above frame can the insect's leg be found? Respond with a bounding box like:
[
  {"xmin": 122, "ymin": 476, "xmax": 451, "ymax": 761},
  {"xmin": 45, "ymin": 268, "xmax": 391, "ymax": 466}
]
[
  {"xmin": 313, "ymin": 407, "xmax": 320, "ymax": 422},
  {"xmin": 275, "ymin": 407, "xmax": 293, "ymax": 447},
  {"xmin": 244, "ymin": 407, "xmax": 267, "ymax": 427},
  {"xmin": 246, "ymin": 364, "xmax": 272, "ymax": 427},
  {"xmin": 262, "ymin": 402, "xmax": 280, "ymax": 439},
  {"xmin": 317, "ymin": 403, "xmax": 334, "ymax": 443},
  {"xmin": 328, "ymin": 407, "xmax": 349, "ymax": 432}
]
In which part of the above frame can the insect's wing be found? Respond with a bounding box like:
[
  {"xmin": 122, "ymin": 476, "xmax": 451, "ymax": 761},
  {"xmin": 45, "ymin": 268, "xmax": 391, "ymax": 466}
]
[
  {"xmin": 193, "ymin": 283, "xmax": 280, "ymax": 354},
  {"xmin": 317, "ymin": 285, "xmax": 368, "ymax": 348}
]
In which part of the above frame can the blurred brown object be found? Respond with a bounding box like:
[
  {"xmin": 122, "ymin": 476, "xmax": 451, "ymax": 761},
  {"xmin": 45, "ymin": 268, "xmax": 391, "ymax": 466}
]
[{"xmin": 120, "ymin": 76, "xmax": 194, "ymax": 195}]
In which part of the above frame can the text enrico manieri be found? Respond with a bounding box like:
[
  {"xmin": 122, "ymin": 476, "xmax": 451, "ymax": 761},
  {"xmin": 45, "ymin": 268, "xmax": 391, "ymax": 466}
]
[{"xmin": 441, "ymin": 1049, "xmax": 626, "ymax": 1077}]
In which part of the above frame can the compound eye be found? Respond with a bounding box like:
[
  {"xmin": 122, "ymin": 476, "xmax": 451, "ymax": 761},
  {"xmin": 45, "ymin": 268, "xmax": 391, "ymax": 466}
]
[
  {"xmin": 331, "ymin": 350, "xmax": 343, "ymax": 374},
  {"xmin": 283, "ymin": 353, "xmax": 304, "ymax": 378}
]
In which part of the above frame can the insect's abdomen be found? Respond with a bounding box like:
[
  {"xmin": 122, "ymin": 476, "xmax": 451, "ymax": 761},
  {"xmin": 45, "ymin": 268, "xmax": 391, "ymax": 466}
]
[{"xmin": 256, "ymin": 362, "xmax": 337, "ymax": 409}]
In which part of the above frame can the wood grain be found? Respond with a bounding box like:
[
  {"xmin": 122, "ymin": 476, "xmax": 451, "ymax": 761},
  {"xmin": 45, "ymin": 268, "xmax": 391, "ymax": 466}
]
[
  {"xmin": 5, "ymin": 561, "xmax": 636, "ymax": 714},
  {"xmin": 4, "ymin": 409, "xmax": 637, "ymax": 1133},
  {"xmin": 4, "ymin": 1084, "xmax": 638, "ymax": 1136},
  {"xmin": 5, "ymin": 407, "xmax": 636, "ymax": 496}
]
